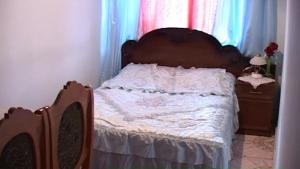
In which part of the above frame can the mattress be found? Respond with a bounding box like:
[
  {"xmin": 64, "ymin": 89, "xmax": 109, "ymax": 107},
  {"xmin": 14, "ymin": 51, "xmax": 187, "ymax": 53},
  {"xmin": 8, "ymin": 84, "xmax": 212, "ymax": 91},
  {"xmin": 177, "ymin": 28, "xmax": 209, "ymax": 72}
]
[{"xmin": 93, "ymin": 87, "xmax": 239, "ymax": 169}]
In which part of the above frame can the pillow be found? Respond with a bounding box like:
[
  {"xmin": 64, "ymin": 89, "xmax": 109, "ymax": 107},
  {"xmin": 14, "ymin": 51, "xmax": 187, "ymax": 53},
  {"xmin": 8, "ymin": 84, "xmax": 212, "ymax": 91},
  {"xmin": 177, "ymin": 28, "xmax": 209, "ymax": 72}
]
[
  {"xmin": 152, "ymin": 66, "xmax": 177, "ymax": 92},
  {"xmin": 101, "ymin": 63, "xmax": 157, "ymax": 90},
  {"xmin": 223, "ymin": 72, "xmax": 237, "ymax": 94},
  {"xmin": 173, "ymin": 67, "xmax": 231, "ymax": 95}
]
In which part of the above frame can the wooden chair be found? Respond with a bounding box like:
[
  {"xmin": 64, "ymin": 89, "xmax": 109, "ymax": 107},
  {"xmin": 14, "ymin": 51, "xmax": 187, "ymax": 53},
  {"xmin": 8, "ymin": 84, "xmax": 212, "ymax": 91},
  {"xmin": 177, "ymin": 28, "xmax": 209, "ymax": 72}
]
[
  {"xmin": 0, "ymin": 81, "xmax": 93, "ymax": 169},
  {"xmin": 0, "ymin": 107, "xmax": 50, "ymax": 169},
  {"xmin": 46, "ymin": 81, "xmax": 94, "ymax": 169}
]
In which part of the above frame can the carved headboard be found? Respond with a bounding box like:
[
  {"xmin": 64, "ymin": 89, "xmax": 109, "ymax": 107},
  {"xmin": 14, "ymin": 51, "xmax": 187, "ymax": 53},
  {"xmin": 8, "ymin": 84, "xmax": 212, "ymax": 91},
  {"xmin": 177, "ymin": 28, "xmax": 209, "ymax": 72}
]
[{"xmin": 121, "ymin": 28, "xmax": 249, "ymax": 76}]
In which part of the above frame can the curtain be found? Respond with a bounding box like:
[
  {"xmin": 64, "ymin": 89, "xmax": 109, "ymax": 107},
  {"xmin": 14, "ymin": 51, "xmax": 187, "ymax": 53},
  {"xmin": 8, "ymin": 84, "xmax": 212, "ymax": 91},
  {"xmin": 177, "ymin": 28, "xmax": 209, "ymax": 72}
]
[
  {"xmin": 214, "ymin": 0, "xmax": 277, "ymax": 56},
  {"xmin": 213, "ymin": 0, "xmax": 247, "ymax": 46},
  {"xmin": 99, "ymin": 0, "xmax": 140, "ymax": 82},
  {"xmin": 138, "ymin": 0, "xmax": 189, "ymax": 37},
  {"xmin": 138, "ymin": 0, "xmax": 277, "ymax": 56},
  {"xmin": 188, "ymin": 0, "xmax": 219, "ymax": 34},
  {"xmin": 138, "ymin": 0, "xmax": 219, "ymax": 36},
  {"xmin": 238, "ymin": 0, "xmax": 277, "ymax": 56},
  {"xmin": 99, "ymin": 0, "xmax": 277, "ymax": 82}
]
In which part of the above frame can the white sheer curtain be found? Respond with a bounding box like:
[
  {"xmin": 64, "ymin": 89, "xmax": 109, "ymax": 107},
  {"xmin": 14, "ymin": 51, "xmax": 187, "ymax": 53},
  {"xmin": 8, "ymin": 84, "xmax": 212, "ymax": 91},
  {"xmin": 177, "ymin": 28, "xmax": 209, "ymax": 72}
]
[{"xmin": 99, "ymin": 0, "xmax": 140, "ymax": 83}]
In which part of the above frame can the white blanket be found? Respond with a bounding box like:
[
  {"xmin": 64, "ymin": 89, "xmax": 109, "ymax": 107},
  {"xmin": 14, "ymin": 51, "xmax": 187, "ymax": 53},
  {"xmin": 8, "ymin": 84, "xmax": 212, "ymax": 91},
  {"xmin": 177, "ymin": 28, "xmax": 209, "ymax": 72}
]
[{"xmin": 93, "ymin": 88, "xmax": 239, "ymax": 169}]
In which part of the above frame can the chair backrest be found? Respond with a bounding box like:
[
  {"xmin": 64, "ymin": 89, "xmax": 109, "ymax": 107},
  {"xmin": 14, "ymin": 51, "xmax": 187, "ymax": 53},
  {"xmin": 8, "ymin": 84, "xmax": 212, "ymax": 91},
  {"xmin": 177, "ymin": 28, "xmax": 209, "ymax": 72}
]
[
  {"xmin": 46, "ymin": 81, "xmax": 94, "ymax": 169},
  {"xmin": 0, "ymin": 107, "xmax": 50, "ymax": 169},
  {"xmin": 0, "ymin": 81, "xmax": 93, "ymax": 169}
]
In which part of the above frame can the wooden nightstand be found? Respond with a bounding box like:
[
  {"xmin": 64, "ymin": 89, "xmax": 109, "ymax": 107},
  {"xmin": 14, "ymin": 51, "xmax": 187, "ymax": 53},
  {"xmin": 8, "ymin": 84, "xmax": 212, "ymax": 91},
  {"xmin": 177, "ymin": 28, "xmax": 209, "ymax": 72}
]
[{"xmin": 235, "ymin": 80, "xmax": 279, "ymax": 136}]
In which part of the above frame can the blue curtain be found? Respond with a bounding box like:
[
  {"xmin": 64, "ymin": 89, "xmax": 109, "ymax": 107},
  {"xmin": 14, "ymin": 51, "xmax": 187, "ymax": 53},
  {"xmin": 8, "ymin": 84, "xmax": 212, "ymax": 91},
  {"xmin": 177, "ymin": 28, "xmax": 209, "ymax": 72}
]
[
  {"xmin": 99, "ymin": 0, "xmax": 140, "ymax": 83},
  {"xmin": 213, "ymin": 0, "xmax": 247, "ymax": 47},
  {"xmin": 213, "ymin": 0, "xmax": 277, "ymax": 57}
]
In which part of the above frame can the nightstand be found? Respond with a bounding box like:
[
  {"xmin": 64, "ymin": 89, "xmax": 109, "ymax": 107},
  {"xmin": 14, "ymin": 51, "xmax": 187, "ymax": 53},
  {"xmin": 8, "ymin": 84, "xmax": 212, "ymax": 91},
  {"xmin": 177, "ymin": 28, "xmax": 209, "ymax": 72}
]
[{"xmin": 235, "ymin": 80, "xmax": 279, "ymax": 136}]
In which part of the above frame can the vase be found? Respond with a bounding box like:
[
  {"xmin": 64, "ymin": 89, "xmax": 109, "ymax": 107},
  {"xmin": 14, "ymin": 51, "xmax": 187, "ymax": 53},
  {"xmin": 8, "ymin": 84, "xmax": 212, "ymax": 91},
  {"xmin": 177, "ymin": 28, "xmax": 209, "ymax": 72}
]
[{"xmin": 266, "ymin": 57, "xmax": 272, "ymax": 77}]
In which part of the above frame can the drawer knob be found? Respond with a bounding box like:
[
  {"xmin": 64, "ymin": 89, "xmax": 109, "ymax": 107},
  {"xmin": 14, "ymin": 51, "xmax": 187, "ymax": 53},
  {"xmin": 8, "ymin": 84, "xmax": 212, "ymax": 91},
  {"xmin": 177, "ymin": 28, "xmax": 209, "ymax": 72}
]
[{"xmin": 249, "ymin": 90, "xmax": 263, "ymax": 94}]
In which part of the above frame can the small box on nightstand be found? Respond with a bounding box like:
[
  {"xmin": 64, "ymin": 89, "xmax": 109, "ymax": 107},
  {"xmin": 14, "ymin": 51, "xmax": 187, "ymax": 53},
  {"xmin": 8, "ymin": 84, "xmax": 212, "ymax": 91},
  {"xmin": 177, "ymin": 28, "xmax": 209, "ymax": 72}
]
[{"xmin": 235, "ymin": 80, "xmax": 279, "ymax": 136}]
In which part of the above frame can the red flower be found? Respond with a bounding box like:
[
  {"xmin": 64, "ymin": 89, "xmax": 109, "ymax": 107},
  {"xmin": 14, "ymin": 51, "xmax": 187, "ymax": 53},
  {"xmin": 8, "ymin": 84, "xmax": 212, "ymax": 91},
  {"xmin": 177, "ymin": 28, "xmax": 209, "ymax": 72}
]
[
  {"xmin": 269, "ymin": 42, "xmax": 278, "ymax": 51},
  {"xmin": 264, "ymin": 42, "xmax": 278, "ymax": 57}
]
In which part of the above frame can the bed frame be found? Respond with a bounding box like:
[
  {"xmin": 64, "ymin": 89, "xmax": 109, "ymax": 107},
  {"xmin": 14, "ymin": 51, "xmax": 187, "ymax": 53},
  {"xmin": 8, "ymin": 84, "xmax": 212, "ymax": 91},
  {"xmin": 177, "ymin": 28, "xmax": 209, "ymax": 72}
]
[
  {"xmin": 0, "ymin": 81, "xmax": 94, "ymax": 169},
  {"xmin": 122, "ymin": 27, "xmax": 249, "ymax": 76},
  {"xmin": 92, "ymin": 28, "xmax": 250, "ymax": 169}
]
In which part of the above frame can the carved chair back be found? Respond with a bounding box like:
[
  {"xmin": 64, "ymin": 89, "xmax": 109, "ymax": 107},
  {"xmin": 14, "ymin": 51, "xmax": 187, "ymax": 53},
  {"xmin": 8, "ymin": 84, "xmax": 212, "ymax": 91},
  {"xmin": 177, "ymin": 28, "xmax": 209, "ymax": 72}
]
[
  {"xmin": 0, "ymin": 81, "xmax": 93, "ymax": 169},
  {"xmin": 46, "ymin": 81, "xmax": 94, "ymax": 169},
  {"xmin": 0, "ymin": 108, "xmax": 50, "ymax": 169}
]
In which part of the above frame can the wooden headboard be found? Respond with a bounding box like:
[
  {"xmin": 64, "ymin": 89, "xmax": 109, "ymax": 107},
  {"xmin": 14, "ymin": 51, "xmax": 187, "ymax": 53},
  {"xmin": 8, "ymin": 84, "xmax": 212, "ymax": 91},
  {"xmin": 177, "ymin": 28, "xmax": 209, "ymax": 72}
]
[{"xmin": 121, "ymin": 28, "xmax": 249, "ymax": 76}]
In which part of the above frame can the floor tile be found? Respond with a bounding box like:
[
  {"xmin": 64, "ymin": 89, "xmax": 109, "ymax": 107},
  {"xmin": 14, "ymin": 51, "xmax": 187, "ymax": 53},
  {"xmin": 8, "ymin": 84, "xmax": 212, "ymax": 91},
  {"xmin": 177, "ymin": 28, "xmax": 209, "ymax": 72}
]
[{"xmin": 230, "ymin": 134, "xmax": 275, "ymax": 169}]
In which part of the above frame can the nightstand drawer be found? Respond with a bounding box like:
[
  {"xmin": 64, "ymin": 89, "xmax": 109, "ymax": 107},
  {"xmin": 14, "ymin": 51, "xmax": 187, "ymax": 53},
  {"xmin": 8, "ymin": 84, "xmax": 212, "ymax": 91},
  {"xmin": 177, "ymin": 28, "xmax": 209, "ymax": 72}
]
[
  {"xmin": 237, "ymin": 98, "xmax": 274, "ymax": 135},
  {"xmin": 235, "ymin": 80, "xmax": 278, "ymax": 136},
  {"xmin": 235, "ymin": 81, "xmax": 276, "ymax": 100}
]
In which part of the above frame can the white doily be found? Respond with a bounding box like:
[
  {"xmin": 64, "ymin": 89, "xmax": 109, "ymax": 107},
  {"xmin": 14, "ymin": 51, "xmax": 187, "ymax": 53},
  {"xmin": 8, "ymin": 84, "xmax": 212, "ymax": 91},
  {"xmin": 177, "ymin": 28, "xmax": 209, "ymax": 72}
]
[{"xmin": 238, "ymin": 75, "xmax": 275, "ymax": 89}]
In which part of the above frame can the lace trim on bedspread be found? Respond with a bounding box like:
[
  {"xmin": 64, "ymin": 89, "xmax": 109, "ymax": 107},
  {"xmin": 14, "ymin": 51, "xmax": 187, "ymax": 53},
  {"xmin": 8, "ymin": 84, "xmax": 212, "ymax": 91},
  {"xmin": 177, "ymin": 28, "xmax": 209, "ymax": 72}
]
[{"xmin": 93, "ymin": 125, "xmax": 226, "ymax": 168}]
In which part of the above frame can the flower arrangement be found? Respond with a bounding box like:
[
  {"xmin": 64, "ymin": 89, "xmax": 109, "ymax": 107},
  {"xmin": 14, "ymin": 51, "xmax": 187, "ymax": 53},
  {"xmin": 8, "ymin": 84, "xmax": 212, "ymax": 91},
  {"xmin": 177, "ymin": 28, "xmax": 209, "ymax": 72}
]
[
  {"xmin": 264, "ymin": 42, "xmax": 278, "ymax": 57},
  {"xmin": 264, "ymin": 42, "xmax": 278, "ymax": 77}
]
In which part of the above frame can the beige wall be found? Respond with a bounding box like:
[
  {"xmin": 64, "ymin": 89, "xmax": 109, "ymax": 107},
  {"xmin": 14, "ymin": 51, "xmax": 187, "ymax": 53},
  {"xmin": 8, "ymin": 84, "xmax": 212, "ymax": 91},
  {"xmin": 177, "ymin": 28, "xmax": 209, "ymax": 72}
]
[{"xmin": 0, "ymin": 0, "xmax": 101, "ymax": 110}]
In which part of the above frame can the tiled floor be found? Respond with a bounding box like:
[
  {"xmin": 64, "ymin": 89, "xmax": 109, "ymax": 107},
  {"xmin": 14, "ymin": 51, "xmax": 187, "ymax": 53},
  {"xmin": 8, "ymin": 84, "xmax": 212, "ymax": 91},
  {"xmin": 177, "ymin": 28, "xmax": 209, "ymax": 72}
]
[{"xmin": 230, "ymin": 134, "xmax": 275, "ymax": 169}]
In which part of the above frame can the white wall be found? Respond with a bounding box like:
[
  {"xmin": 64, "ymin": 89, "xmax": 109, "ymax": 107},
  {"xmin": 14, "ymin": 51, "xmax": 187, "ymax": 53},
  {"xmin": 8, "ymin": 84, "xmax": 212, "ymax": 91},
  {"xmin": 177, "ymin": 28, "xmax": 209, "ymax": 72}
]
[
  {"xmin": 275, "ymin": 0, "xmax": 300, "ymax": 168},
  {"xmin": 277, "ymin": 0, "xmax": 286, "ymax": 52},
  {"xmin": 0, "ymin": 0, "xmax": 101, "ymax": 110},
  {"xmin": 274, "ymin": 0, "xmax": 286, "ymax": 84}
]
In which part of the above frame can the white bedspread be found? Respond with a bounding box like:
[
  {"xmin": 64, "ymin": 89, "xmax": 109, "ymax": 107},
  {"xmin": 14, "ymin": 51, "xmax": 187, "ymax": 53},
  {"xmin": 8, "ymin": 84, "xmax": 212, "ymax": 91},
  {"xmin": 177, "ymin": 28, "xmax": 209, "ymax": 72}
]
[{"xmin": 93, "ymin": 88, "xmax": 239, "ymax": 169}]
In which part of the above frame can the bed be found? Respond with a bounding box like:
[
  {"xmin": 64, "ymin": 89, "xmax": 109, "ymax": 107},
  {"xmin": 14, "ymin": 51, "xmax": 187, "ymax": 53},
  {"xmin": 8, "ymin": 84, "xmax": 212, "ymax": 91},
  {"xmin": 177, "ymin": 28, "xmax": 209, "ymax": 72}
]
[{"xmin": 92, "ymin": 28, "xmax": 248, "ymax": 169}]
